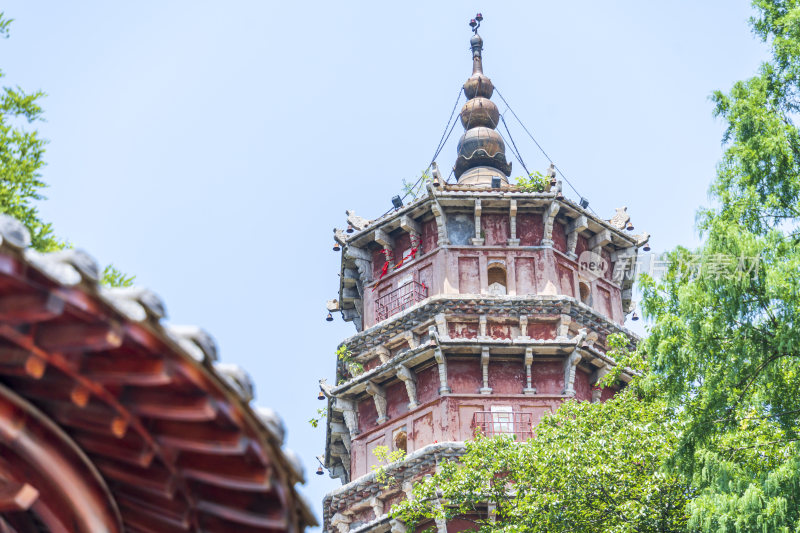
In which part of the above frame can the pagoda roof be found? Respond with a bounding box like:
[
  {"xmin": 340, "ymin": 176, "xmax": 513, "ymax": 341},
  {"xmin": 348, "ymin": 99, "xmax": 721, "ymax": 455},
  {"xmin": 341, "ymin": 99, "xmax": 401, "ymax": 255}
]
[{"xmin": 0, "ymin": 214, "xmax": 316, "ymax": 532}]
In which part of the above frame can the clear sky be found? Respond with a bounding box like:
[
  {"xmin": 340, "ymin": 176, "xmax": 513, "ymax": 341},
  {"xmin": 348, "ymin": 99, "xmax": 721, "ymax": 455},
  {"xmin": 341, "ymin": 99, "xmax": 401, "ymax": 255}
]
[{"xmin": 2, "ymin": 1, "xmax": 768, "ymax": 526}]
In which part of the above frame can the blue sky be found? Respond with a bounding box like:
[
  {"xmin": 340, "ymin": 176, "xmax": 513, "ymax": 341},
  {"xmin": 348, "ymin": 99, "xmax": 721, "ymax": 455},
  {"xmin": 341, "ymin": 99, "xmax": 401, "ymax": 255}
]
[{"xmin": 2, "ymin": 1, "xmax": 768, "ymax": 525}]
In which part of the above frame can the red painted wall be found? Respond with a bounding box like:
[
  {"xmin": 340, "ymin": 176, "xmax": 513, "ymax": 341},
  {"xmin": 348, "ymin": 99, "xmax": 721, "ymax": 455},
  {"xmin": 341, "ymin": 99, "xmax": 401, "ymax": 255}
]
[
  {"xmin": 358, "ymin": 397, "xmax": 379, "ymax": 433},
  {"xmin": 394, "ymin": 232, "xmax": 412, "ymax": 263},
  {"xmin": 482, "ymin": 214, "xmax": 509, "ymax": 245},
  {"xmin": 422, "ymin": 218, "xmax": 438, "ymax": 254},
  {"xmin": 386, "ymin": 381, "xmax": 410, "ymax": 419},
  {"xmin": 552, "ymin": 220, "xmax": 568, "ymax": 253},
  {"xmin": 363, "ymin": 357, "xmax": 381, "ymax": 372},
  {"xmin": 372, "ymin": 246, "xmax": 386, "ymax": 279},
  {"xmin": 515, "ymin": 257, "xmax": 537, "ymax": 294},
  {"xmin": 533, "ymin": 361, "xmax": 564, "ymax": 395},
  {"xmin": 574, "ymin": 368, "xmax": 592, "ymax": 401},
  {"xmin": 416, "ymin": 366, "xmax": 440, "ymax": 404},
  {"xmin": 603, "ymin": 249, "xmax": 615, "ymax": 282},
  {"xmin": 576, "ymin": 234, "xmax": 590, "ymax": 258},
  {"xmin": 527, "ymin": 322, "xmax": 556, "ymax": 340},
  {"xmin": 458, "ymin": 257, "xmax": 480, "ymax": 293},
  {"xmin": 448, "ymin": 359, "xmax": 482, "ymax": 394},
  {"xmin": 517, "ymin": 213, "xmax": 543, "ymax": 246},
  {"xmin": 487, "ymin": 322, "xmax": 511, "ymax": 340},
  {"xmin": 449, "ymin": 321, "xmax": 478, "ymax": 339},
  {"xmin": 488, "ymin": 359, "xmax": 525, "ymax": 394}
]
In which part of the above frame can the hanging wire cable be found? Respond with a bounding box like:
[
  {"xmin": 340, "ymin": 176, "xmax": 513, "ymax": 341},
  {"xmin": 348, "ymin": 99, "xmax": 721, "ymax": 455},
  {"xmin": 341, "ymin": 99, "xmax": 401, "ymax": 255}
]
[
  {"xmin": 495, "ymin": 126, "xmax": 524, "ymax": 176},
  {"xmin": 444, "ymin": 166, "xmax": 455, "ymax": 184},
  {"xmin": 389, "ymin": 87, "xmax": 464, "ymax": 212},
  {"xmin": 495, "ymin": 86, "xmax": 599, "ymax": 216},
  {"xmin": 376, "ymin": 88, "xmax": 464, "ymax": 219},
  {"xmin": 428, "ymin": 87, "xmax": 464, "ymax": 166},
  {"xmin": 499, "ymin": 114, "xmax": 531, "ymax": 178}
]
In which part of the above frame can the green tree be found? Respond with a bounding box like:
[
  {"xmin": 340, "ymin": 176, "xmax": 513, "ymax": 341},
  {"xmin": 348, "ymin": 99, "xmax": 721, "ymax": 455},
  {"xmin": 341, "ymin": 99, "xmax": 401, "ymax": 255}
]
[
  {"xmin": 391, "ymin": 391, "xmax": 690, "ymax": 532},
  {"xmin": 639, "ymin": 1, "xmax": 800, "ymax": 529},
  {"xmin": 0, "ymin": 13, "xmax": 60, "ymax": 252},
  {"xmin": 0, "ymin": 13, "xmax": 132, "ymax": 287}
]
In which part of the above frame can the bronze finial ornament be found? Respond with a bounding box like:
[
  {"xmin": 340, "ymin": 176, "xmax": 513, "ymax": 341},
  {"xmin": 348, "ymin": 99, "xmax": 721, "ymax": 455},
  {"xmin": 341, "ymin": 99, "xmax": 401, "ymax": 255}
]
[{"xmin": 455, "ymin": 13, "xmax": 512, "ymax": 186}]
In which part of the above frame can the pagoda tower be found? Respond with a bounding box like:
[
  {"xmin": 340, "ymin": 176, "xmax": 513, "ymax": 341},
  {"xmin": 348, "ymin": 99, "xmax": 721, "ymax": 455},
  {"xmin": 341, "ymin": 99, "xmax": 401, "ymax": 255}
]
[{"xmin": 321, "ymin": 16, "xmax": 646, "ymax": 532}]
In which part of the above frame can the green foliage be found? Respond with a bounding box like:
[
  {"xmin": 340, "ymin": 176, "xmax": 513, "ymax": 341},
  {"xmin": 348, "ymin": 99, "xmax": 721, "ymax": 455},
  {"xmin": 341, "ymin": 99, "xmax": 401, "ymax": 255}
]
[
  {"xmin": 308, "ymin": 407, "xmax": 326, "ymax": 428},
  {"xmin": 402, "ymin": 169, "xmax": 432, "ymax": 199},
  {"xmin": 0, "ymin": 13, "xmax": 132, "ymax": 286},
  {"xmin": 370, "ymin": 445, "xmax": 406, "ymax": 488},
  {"xmin": 102, "ymin": 264, "xmax": 135, "ymax": 288},
  {"xmin": 0, "ymin": 12, "xmax": 61, "ymax": 252},
  {"xmin": 391, "ymin": 392, "xmax": 689, "ymax": 532},
  {"xmin": 514, "ymin": 171, "xmax": 548, "ymax": 192},
  {"xmin": 638, "ymin": 1, "xmax": 800, "ymax": 529},
  {"xmin": 337, "ymin": 344, "xmax": 363, "ymax": 382}
]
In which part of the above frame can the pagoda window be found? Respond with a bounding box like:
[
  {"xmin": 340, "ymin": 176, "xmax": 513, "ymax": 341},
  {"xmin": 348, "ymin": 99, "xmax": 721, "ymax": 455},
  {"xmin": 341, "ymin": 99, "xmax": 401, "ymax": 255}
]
[
  {"xmin": 393, "ymin": 426, "xmax": 408, "ymax": 454},
  {"xmin": 487, "ymin": 262, "xmax": 507, "ymax": 296},
  {"xmin": 579, "ymin": 281, "xmax": 592, "ymax": 306}
]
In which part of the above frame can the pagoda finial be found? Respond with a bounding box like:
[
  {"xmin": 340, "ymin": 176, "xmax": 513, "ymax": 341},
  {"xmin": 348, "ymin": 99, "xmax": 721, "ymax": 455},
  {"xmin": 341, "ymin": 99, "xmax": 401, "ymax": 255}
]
[
  {"xmin": 455, "ymin": 13, "xmax": 512, "ymax": 186},
  {"xmin": 469, "ymin": 13, "xmax": 484, "ymax": 75}
]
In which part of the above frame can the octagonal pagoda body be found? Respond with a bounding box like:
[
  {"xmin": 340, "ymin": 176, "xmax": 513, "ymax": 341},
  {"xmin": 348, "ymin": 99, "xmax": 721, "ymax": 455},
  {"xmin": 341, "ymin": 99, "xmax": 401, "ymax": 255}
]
[{"xmin": 320, "ymin": 23, "xmax": 645, "ymax": 533}]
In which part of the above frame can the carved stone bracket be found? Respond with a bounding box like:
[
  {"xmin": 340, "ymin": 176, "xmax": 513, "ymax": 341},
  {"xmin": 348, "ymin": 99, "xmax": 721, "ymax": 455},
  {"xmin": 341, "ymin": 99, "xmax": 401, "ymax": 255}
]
[
  {"xmin": 434, "ymin": 313, "xmax": 447, "ymax": 339},
  {"xmin": 508, "ymin": 199, "xmax": 520, "ymax": 246},
  {"xmin": 375, "ymin": 228, "xmax": 395, "ymax": 263},
  {"xmin": 542, "ymin": 201, "xmax": 560, "ymax": 246},
  {"xmin": 369, "ymin": 496, "xmax": 384, "ymax": 518},
  {"xmin": 562, "ymin": 329, "xmax": 587, "ymax": 396},
  {"xmin": 591, "ymin": 365, "xmax": 611, "ymax": 403},
  {"xmin": 333, "ymin": 397, "xmax": 359, "ymax": 438},
  {"xmin": 374, "ymin": 345, "xmax": 391, "ymax": 364},
  {"xmin": 557, "ymin": 313, "xmax": 572, "ymax": 339},
  {"xmin": 588, "ymin": 229, "xmax": 611, "ymax": 256},
  {"xmin": 390, "ymin": 519, "xmax": 408, "ymax": 533},
  {"xmin": 478, "ymin": 314, "xmax": 488, "ymax": 339},
  {"xmin": 480, "ymin": 347, "xmax": 492, "ymax": 395},
  {"xmin": 330, "ymin": 422, "xmax": 351, "ymax": 452},
  {"xmin": 430, "ymin": 197, "xmax": 449, "ymax": 245},
  {"xmin": 523, "ymin": 347, "xmax": 537, "ymax": 394},
  {"xmin": 566, "ymin": 215, "xmax": 588, "ymax": 259},
  {"xmin": 400, "ymin": 215, "xmax": 421, "ymax": 247},
  {"xmin": 331, "ymin": 512, "xmax": 351, "ymax": 533},
  {"xmin": 396, "ymin": 365, "xmax": 418, "ymax": 409},
  {"xmin": 433, "ymin": 346, "xmax": 451, "ymax": 394},
  {"xmin": 366, "ymin": 381, "xmax": 388, "ymax": 425},
  {"xmin": 471, "ymin": 199, "xmax": 484, "ymax": 246},
  {"xmin": 517, "ymin": 314, "xmax": 530, "ymax": 340}
]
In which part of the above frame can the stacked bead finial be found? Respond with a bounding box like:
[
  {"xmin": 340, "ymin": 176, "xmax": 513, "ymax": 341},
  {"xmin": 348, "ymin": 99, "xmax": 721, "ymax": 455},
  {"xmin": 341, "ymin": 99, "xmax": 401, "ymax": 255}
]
[{"xmin": 455, "ymin": 13, "xmax": 512, "ymax": 186}]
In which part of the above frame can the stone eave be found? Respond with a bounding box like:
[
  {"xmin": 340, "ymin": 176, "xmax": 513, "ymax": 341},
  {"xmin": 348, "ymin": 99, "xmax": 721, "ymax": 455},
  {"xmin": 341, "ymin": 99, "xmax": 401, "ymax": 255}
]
[
  {"xmin": 331, "ymin": 336, "xmax": 632, "ymax": 398},
  {"xmin": 342, "ymin": 190, "xmax": 637, "ymax": 251},
  {"xmin": 323, "ymin": 442, "xmax": 467, "ymax": 528},
  {"xmin": 337, "ymin": 295, "xmax": 640, "ymax": 356}
]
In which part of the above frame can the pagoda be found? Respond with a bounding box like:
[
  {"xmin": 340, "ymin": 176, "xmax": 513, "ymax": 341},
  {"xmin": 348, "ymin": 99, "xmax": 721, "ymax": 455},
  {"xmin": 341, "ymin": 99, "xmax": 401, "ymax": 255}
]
[{"xmin": 321, "ymin": 15, "xmax": 646, "ymax": 532}]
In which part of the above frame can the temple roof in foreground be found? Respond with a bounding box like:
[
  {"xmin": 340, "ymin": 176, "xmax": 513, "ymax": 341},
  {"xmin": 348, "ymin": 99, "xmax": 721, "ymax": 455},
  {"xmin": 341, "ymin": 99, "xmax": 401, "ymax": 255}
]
[{"xmin": 0, "ymin": 214, "xmax": 316, "ymax": 532}]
